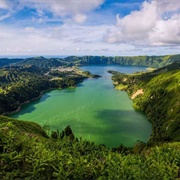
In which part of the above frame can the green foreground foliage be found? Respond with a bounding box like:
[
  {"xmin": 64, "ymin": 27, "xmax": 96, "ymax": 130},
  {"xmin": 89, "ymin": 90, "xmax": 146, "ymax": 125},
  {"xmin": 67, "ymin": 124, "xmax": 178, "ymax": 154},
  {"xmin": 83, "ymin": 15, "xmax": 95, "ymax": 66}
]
[{"xmin": 0, "ymin": 116, "xmax": 180, "ymax": 180}]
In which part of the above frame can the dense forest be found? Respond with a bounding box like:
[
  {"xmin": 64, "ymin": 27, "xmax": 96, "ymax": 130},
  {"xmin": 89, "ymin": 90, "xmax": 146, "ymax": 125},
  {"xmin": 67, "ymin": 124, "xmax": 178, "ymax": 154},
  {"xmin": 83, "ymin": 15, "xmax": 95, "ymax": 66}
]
[
  {"xmin": 17, "ymin": 56, "xmax": 68, "ymax": 69},
  {"xmin": 0, "ymin": 54, "xmax": 179, "ymax": 68},
  {"xmin": 0, "ymin": 58, "xmax": 25, "ymax": 67},
  {"xmin": 0, "ymin": 56, "xmax": 180, "ymax": 179}
]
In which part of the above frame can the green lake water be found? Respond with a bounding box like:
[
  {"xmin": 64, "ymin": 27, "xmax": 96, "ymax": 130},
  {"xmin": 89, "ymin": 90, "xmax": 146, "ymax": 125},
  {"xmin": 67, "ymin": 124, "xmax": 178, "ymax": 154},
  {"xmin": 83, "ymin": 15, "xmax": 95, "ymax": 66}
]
[{"xmin": 10, "ymin": 65, "xmax": 152, "ymax": 147}]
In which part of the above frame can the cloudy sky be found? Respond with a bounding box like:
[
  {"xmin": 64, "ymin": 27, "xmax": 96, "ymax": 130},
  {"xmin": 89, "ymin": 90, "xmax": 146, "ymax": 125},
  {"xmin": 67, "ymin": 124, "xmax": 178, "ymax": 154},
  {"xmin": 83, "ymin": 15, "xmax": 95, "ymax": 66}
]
[{"xmin": 0, "ymin": 0, "xmax": 180, "ymax": 56}]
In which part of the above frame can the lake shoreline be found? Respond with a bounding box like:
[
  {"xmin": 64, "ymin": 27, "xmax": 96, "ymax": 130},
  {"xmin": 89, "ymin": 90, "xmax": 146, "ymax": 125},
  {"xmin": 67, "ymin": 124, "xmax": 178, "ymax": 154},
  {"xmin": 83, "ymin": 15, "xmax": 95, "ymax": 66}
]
[
  {"xmin": 3, "ymin": 88, "xmax": 59, "ymax": 116},
  {"xmin": 10, "ymin": 65, "xmax": 151, "ymax": 147},
  {"xmin": 3, "ymin": 73, "xmax": 100, "ymax": 116}
]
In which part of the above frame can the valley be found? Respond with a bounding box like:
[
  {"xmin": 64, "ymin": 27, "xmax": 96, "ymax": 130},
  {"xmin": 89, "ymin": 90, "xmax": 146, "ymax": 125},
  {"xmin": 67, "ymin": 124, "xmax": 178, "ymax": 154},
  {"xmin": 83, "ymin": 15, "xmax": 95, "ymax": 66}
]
[{"xmin": 0, "ymin": 55, "xmax": 180, "ymax": 179}]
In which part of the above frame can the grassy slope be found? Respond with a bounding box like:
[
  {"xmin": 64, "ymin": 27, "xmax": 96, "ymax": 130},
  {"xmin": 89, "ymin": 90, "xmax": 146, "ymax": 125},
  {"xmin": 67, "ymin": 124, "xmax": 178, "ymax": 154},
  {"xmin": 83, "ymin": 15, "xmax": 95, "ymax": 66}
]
[
  {"xmin": 112, "ymin": 62, "xmax": 180, "ymax": 143},
  {"xmin": 0, "ymin": 116, "xmax": 48, "ymax": 137},
  {"xmin": 0, "ymin": 115, "xmax": 180, "ymax": 179},
  {"xmin": 134, "ymin": 70, "xmax": 180, "ymax": 142}
]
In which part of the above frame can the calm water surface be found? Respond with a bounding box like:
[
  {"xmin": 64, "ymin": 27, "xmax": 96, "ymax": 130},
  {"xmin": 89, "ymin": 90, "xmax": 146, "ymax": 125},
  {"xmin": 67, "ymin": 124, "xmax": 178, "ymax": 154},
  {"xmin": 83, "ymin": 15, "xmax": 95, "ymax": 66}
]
[{"xmin": 11, "ymin": 65, "xmax": 152, "ymax": 147}]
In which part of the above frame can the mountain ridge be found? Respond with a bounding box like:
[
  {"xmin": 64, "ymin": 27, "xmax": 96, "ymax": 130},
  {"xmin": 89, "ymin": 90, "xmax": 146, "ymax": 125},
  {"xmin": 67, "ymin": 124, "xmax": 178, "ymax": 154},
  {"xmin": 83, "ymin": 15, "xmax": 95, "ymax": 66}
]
[{"xmin": 0, "ymin": 54, "xmax": 179, "ymax": 68}]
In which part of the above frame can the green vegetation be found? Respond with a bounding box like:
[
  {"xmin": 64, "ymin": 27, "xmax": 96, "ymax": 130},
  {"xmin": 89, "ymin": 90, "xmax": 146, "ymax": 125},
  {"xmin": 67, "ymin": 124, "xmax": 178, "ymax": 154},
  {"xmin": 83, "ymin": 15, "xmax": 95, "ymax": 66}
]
[
  {"xmin": 0, "ymin": 65, "xmax": 95, "ymax": 115},
  {"xmin": 111, "ymin": 61, "xmax": 180, "ymax": 143},
  {"xmin": 0, "ymin": 54, "xmax": 179, "ymax": 68},
  {"xmin": 17, "ymin": 56, "xmax": 67, "ymax": 69},
  {"xmin": 65, "ymin": 54, "xmax": 180, "ymax": 67},
  {"xmin": 0, "ymin": 116, "xmax": 180, "ymax": 179},
  {"xmin": 0, "ymin": 58, "xmax": 24, "ymax": 67},
  {"xmin": 0, "ymin": 56, "xmax": 180, "ymax": 179}
]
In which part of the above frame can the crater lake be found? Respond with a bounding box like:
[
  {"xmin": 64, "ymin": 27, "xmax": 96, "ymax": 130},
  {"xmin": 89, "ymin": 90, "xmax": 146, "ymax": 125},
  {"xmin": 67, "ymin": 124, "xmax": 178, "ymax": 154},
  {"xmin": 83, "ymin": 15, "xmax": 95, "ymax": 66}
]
[{"xmin": 10, "ymin": 65, "xmax": 152, "ymax": 147}]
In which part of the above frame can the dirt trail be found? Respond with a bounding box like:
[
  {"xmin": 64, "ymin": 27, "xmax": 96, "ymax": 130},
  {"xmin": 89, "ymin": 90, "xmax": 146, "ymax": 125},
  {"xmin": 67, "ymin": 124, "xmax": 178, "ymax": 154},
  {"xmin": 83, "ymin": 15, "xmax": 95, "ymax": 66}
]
[{"xmin": 131, "ymin": 89, "xmax": 144, "ymax": 99}]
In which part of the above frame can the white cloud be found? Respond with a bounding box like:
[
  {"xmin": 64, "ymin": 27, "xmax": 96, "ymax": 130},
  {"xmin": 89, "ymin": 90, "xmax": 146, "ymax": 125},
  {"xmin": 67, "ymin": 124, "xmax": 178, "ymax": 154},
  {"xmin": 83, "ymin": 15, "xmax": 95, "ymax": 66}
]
[
  {"xmin": 0, "ymin": 20, "xmax": 179, "ymax": 56},
  {"xmin": 149, "ymin": 14, "xmax": 180, "ymax": 45},
  {"xmin": 0, "ymin": 13, "xmax": 11, "ymax": 21},
  {"xmin": 0, "ymin": 23, "xmax": 140, "ymax": 56},
  {"xmin": 0, "ymin": 0, "xmax": 104, "ymax": 24},
  {"xmin": 0, "ymin": 0, "xmax": 9, "ymax": 9},
  {"xmin": 104, "ymin": 0, "xmax": 180, "ymax": 46},
  {"xmin": 73, "ymin": 14, "xmax": 87, "ymax": 24},
  {"xmin": 18, "ymin": 0, "xmax": 104, "ymax": 23},
  {"xmin": 117, "ymin": 1, "xmax": 157, "ymax": 35},
  {"xmin": 0, "ymin": 1, "xmax": 20, "ymax": 22},
  {"xmin": 157, "ymin": 0, "xmax": 180, "ymax": 15},
  {"xmin": 104, "ymin": 1, "xmax": 158, "ymax": 43},
  {"xmin": 0, "ymin": 0, "xmax": 179, "ymax": 56}
]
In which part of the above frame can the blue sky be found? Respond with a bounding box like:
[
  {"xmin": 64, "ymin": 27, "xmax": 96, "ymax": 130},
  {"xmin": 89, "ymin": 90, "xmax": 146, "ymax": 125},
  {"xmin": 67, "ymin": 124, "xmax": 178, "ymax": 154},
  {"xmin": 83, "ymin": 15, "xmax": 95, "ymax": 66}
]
[{"xmin": 0, "ymin": 0, "xmax": 179, "ymax": 56}]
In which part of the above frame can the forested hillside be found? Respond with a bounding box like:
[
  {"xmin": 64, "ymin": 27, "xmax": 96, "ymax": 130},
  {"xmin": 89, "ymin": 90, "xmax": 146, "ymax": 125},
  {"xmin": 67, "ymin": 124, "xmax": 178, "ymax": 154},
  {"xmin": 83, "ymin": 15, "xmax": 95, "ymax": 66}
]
[
  {"xmin": 0, "ymin": 65, "xmax": 94, "ymax": 115},
  {"xmin": 111, "ymin": 61, "xmax": 180, "ymax": 143},
  {"xmin": 65, "ymin": 54, "xmax": 180, "ymax": 67},
  {"xmin": 0, "ymin": 58, "xmax": 24, "ymax": 67},
  {"xmin": 16, "ymin": 56, "xmax": 68, "ymax": 69}
]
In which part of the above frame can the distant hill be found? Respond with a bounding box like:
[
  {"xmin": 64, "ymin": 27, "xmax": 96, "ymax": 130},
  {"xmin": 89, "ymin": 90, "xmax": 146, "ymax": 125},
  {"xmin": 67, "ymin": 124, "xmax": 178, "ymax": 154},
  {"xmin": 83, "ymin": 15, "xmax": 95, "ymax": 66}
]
[
  {"xmin": 0, "ymin": 65, "xmax": 45, "ymax": 84},
  {"xmin": 0, "ymin": 54, "xmax": 179, "ymax": 68},
  {"xmin": 65, "ymin": 54, "xmax": 180, "ymax": 67},
  {"xmin": 16, "ymin": 56, "xmax": 67, "ymax": 69},
  {"xmin": 0, "ymin": 58, "xmax": 24, "ymax": 67}
]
